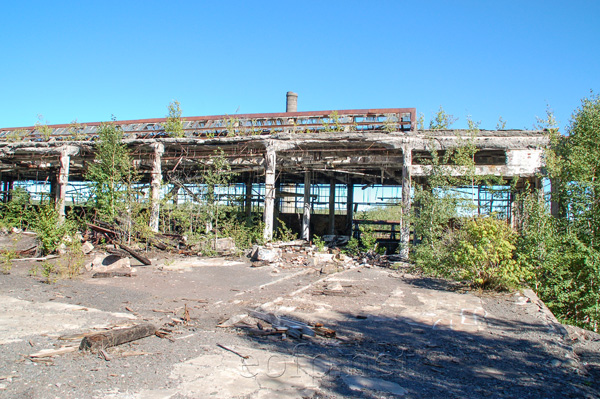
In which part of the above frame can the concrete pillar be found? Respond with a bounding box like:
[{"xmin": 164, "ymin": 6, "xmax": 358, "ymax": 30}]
[
  {"xmin": 346, "ymin": 181, "xmax": 354, "ymax": 236},
  {"xmin": 328, "ymin": 177, "xmax": 336, "ymax": 235},
  {"xmin": 56, "ymin": 150, "xmax": 71, "ymax": 221},
  {"xmin": 263, "ymin": 146, "xmax": 276, "ymax": 241},
  {"xmin": 149, "ymin": 142, "xmax": 164, "ymax": 232},
  {"xmin": 286, "ymin": 91, "xmax": 298, "ymax": 113},
  {"xmin": 302, "ymin": 171, "xmax": 311, "ymax": 240},
  {"xmin": 400, "ymin": 146, "xmax": 412, "ymax": 259}
]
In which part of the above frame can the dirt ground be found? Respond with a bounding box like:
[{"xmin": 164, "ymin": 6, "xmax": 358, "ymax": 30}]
[{"xmin": 0, "ymin": 249, "xmax": 599, "ymax": 399}]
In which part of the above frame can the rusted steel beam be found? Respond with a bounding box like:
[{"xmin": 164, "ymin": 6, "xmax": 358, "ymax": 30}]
[{"xmin": 0, "ymin": 108, "xmax": 416, "ymax": 142}]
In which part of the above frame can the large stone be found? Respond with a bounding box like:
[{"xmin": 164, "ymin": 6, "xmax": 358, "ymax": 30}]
[
  {"xmin": 86, "ymin": 255, "xmax": 131, "ymax": 273},
  {"xmin": 81, "ymin": 241, "xmax": 94, "ymax": 254},
  {"xmin": 250, "ymin": 245, "xmax": 282, "ymax": 262}
]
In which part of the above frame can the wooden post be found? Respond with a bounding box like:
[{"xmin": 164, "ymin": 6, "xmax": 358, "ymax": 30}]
[
  {"xmin": 328, "ymin": 176, "xmax": 336, "ymax": 235},
  {"xmin": 302, "ymin": 171, "xmax": 311, "ymax": 240},
  {"xmin": 346, "ymin": 181, "xmax": 354, "ymax": 236},
  {"xmin": 400, "ymin": 146, "xmax": 412, "ymax": 260},
  {"xmin": 149, "ymin": 142, "xmax": 164, "ymax": 233},
  {"xmin": 263, "ymin": 146, "xmax": 276, "ymax": 242},
  {"xmin": 56, "ymin": 149, "xmax": 71, "ymax": 222}
]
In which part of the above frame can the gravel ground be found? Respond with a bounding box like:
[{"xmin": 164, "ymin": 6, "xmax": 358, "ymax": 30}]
[{"xmin": 0, "ymin": 252, "xmax": 599, "ymax": 399}]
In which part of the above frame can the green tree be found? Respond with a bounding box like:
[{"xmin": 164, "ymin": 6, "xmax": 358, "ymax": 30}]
[
  {"xmin": 164, "ymin": 100, "xmax": 185, "ymax": 138},
  {"xmin": 86, "ymin": 121, "xmax": 138, "ymax": 223},
  {"xmin": 539, "ymin": 93, "xmax": 600, "ymax": 330}
]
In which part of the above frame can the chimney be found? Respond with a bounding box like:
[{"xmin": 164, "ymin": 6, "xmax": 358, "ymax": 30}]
[{"xmin": 286, "ymin": 91, "xmax": 298, "ymax": 113}]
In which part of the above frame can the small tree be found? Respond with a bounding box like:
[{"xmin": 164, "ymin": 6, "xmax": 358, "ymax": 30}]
[
  {"xmin": 86, "ymin": 121, "xmax": 138, "ymax": 224},
  {"xmin": 164, "ymin": 100, "xmax": 185, "ymax": 138}
]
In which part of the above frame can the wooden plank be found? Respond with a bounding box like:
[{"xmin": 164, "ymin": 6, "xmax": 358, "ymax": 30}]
[
  {"xmin": 30, "ymin": 346, "xmax": 77, "ymax": 358},
  {"xmin": 92, "ymin": 271, "xmax": 134, "ymax": 278},
  {"xmin": 79, "ymin": 323, "xmax": 157, "ymax": 352}
]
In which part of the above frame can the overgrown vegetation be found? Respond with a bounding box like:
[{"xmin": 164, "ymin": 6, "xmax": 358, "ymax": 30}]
[{"xmin": 406, "ymin": 96, "xmax": 600, "ymax": 331}]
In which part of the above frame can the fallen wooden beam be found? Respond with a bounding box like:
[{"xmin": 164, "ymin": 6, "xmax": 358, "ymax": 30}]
[
  {"xmin": 79, "ymin": 323, "xmax": 157, "ymax": 352},
  {"xmin": 92, "ymin": 271, "xmax": 134, "ymax": 278},
  {"xmin": 114, "ymin": 241, "xmax": 152, "ymax": 266}
]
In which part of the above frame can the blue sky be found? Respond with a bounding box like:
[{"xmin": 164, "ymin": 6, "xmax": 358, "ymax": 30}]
[{"xmin": 1, "ymin": 1, "xmax": 598, "ymax": 132}]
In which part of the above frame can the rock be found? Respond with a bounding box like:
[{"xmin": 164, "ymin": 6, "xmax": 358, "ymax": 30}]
[
  {"xmin": 250, "ymin": 245, "xmax": 282, "ymax": 262},
  {"xmin": 326, "ymin": 281, "xmax": 344, "ymax": 292},
  {"xmin": 87, "ymin": 255, "xmax": 131, "ymax": 273},
  {"xmin": 81, "ymin": 241, "xmax": 94, "ymax": 254}
]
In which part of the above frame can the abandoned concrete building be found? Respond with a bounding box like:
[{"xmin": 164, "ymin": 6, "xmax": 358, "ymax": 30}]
[{"xmin": 0, "ymin": 93, "xmax": 548, "ymax": 255}]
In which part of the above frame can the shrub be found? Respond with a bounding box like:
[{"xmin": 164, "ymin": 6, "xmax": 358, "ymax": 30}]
[{"xmin": 452, "ymin": 216, "xmax": 526, "ymax": 289}]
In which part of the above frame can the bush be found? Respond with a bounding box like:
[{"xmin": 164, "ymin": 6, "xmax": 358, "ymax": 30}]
[
  {"xmin": 452, "ymin": 216, "xmax": 526, "ymax": 290},
  {"xmin": 32, "ymin": 204, "xmax": 76, "ymax": 255}
]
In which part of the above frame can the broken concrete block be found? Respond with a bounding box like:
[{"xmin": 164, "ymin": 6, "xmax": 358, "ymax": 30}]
[
  {"xmin": 311, "ymin": 253, "xmax": 335, "ymax": 267},
  {"xmin": 251, "ymin": 245, "xmax": 282, "ymax": 262},
  {"xmin": 87, "ymin": 255, "xmax": 131, "ymax": 273},
  {"xmin": 212, "ymin": 237, "xmax": 236, "ymax": 254},
  {"xmin": 81, "ymin": 241, "xmax": 94, "ymax": 254}
]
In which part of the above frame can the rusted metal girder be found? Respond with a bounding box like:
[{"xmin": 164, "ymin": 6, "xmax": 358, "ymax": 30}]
[{"xmin": 0, "ymin": 108, "xmax": 416, "ymax": 143}]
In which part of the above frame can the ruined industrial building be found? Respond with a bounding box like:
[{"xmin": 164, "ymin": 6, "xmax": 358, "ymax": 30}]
[
  {"xmin": 2, "ymin": 95, "xmax": 600, "ymax": 399},
  {"xmin": 0, "ymin": 93, "xmax": 547, "ymax": 255}
]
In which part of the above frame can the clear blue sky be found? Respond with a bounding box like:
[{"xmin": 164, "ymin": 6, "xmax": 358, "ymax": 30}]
[{"xmin": 1, "ymin": 1, "xmax": 598, "ymax": 132}]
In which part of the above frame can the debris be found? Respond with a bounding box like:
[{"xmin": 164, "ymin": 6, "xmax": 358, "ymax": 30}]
[
  {"xmin": 248, "ymin": 310, "xmax": 315, "ymax": 338},
  {"xmin": 99, "ymin": 349, "xmax": 111, "ymax": 361},
  {"xmin": 183, "ymin": 304, "xmax": 190, "ymax": 324},
  {"xmin": 314, "ymin": 323, "xmax": 336, "ymax": 338},
  {"xmin": 30, "ymin": 346, "xmax": 77, "ymax": 358},
  {"xmin": 250, "ymin": 245, "xmax": 282, "ymax": 262},
  {"xmin": 79, "ymin": 323, "xmax": 157, "ymax": 352},
  {"xmin": 152, "ymin": 309, "xmax": 174, "ymax": 314},
  {"xmin": 92, "ymin": 270, "xmax": 134, "ymax": 278},
  {"xmin": 217, "ymin": 313, "xmax": 249, "ymax": 328},
  {"xmin": 119, "ymin": 351, "xmax": 152, "ymax": 357},
  {"xmin": 13, "ymin": 255, "xmax": 59, "ymax": 262},
  {"xmin": 217, "ymin": 343, "xmax": 249, "ymax": 359},
  {"xmin": 212, "ymin": 237, "xmax": 236, "ymax": 254},
  {"xmin": 81, "ymin": 241, "xmax": 94, "ymax": 254}
]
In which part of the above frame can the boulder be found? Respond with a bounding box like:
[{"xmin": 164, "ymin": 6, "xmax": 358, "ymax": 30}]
[
  {"xmin": 86, "ymin": 255, "xmax": 131, "ymax": 273},
  {"xmin": 250, "ymin": 245, "xmax": 282, "ymax": 262}
]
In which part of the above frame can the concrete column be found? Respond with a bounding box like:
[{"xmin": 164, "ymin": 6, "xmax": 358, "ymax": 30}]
[
  {"xmin": 328, "ymin": 177, "xmax": 336, "ymax": 235},
  {"xmin": 149, "ymin": 142, "xmax": 164, "ymax": 232},
  {"xmin": 56, "ymin": 150, "xmax": 71, "ymax": 222},
  {"xmin": 400, "ymin": 146, "xmax": 412, "ymax": 259},
  {"xmin": 263, "ymin": 146, "xmax": 276, "ymax": 241},
  {"xmin": 302, "ymin": 171, "xmax": 311, "ymax": 240},
  {"xmin": 346, "ymin": 181, "xmax": 354, "ymax": 236}
]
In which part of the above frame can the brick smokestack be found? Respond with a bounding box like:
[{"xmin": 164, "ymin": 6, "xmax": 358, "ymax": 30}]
[{"xmin": 286, "ymin": 91, "xmax": 298, "ymax": 112}]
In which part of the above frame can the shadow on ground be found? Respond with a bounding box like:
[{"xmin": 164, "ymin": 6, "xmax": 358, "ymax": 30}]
[{"xmin": 235, "ymin": 311, "xmax": 596, "ymax": 399}]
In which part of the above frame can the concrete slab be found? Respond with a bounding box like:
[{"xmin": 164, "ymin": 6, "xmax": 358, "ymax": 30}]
[
  {"xmin": 137, "ymin": 346, "xmax": 325, "ymax": 399},
  {"xmin": 0, "ymin": 295, "xmax": 136, "ymax": 344}
]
